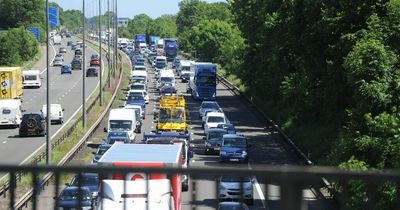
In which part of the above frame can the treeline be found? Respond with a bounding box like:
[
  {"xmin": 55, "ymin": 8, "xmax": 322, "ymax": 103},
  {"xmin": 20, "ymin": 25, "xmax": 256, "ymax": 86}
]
[
  {"xmin": 119, "ymin": 14, "xmax": 177, "ymax": 40},
  {"xmin": 0, "ymin": 0, "xmax": 43, "ymax": 65},
  {"xmin": 170, "ymin": 0, "xmax": 400, "ymax": 208}
]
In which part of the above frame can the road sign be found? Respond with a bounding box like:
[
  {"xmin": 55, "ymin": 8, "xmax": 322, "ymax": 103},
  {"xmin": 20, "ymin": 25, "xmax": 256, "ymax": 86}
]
[
  {"xmin": 27, "ymin": 27, "xmax": 40, "ymax": 41},
  {"xmin": 48, "ymin": 7, "xmax": 59, "ymax": 27}
]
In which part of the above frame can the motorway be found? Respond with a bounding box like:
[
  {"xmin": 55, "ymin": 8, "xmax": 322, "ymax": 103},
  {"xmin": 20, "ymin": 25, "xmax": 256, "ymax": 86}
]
[
  {"xmin": 27, "ymin": 47, "xmax": 335, "ymax": 210},
  {"xmin": 0, "ymin": 37, "xmax": 103, "ymax": 167}
]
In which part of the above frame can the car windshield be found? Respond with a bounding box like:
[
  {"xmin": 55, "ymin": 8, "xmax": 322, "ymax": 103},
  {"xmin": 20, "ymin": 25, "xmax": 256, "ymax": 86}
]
[
  {"xmin": 107, "ymin": 137, "xmax": 127, "ymax": 144},
  {"xmin": 207, "ymin": 116, "xmax": 224, "ymax": 123},
  {"xmin": 134, "ymin": 67, "xmax": 146, "ymax": 71},
  {"xmin": 96, "ymin": 147, "xmax": 109, "ymax": 155},
  {"xmin": 24, "ymin": 75, "xmax": 37, "ymax": 80},
  {"xmin": 156, "ymin": 62, "xmax": 166, "ymax": 68},
  {"xmin": 109, "ymin": 120, "xmax": 132, "ymax": 131},
  {"xmin": 221, "ymin": 176, "xmax": 251, "ymax": 182},
  {"xmin": 182, "ymin": 66, "xmax": 191, "ymax": 71},
  {"xmin": 127, "ymin": 95, "xmax": 144, "ymax": 100},
  {"xmin": 60, "ymin": 189, "xmax": 91, "ymax": 200},
  {"xmin": 202, "ymin": 102, "xmax": 218, "ymax": 109},
  {"xmin": 223, "ymin": 137, "xmax": 246, "ymax": 147},
  {"xmin": 208, "ymin": 130, "xmax": 227, "ymax": 140},
  {"xmin": 160, "ymin": 77, "xmax": 174, "ymax": 83},
  {"xmin": 130, "ymin": 85, "xmax": 144, "ymax": 90},
  {"xmin": 196, "ymin": 75, "xmax": 216, "ymax": 87},
  {"xmin": 159, "ymin": 107, "xmax": 185, "ymax": 123},
  {"xmin": 71, "ymin": 175, "xmax": 98, "ymax": 186}
]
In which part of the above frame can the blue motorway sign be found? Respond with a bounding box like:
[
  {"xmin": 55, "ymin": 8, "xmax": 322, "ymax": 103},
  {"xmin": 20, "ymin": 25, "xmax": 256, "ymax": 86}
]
[
  {"xmin": 27, "ymin": 27, "xmax": 40, "ymax": 41},
  {"xmin": 48, "ymin": 7, "xmax": 59, "ymax": 27}
]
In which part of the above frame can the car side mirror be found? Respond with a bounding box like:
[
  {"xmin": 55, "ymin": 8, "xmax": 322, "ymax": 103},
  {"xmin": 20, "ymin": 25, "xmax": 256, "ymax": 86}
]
[{"xmin": 103, "ymin": 127, "xmax": 107, "ymax": 132}]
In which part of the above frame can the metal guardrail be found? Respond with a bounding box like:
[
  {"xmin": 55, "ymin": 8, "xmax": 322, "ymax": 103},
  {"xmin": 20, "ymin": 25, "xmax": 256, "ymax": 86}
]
[
  {"xmin": 11, "ymin": 43, "xmax": 127, "ymax": 210},
  {"xmin": 1, "ymin": 164, "xmax": 400, "ymax": 210}
]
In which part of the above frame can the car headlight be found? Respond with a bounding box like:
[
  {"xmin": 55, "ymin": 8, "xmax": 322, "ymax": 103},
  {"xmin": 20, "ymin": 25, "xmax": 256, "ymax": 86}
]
[
  {"xmin": 220, "ymin": 151, "xmax": 226, "ymax": 155},
  {"xmin": 242, "ymin": 151, "xmax": 248, "ymax": 157},
  {"xmin": 92, "ymin": 191, "xmax": 98, "ymax": 197}
]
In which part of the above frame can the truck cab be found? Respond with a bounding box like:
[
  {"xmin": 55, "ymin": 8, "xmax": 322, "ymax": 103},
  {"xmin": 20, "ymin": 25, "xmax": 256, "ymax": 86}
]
[
  {"xmin": 219, "ymin": 134, "xmax": 250, "ymax": 163},
  {"xmin": 188, "ymin": 62, "xmax": 217, "ymax": 100},
  {"xmin": 106, "ymin": 108, "xmax": 137, "ymax": 142}
]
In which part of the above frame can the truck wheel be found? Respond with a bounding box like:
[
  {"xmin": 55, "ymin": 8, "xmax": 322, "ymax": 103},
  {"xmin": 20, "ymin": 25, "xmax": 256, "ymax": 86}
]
[{"xmin": 245, "ymin": 198, "xmax": 254, "ymax": 205}]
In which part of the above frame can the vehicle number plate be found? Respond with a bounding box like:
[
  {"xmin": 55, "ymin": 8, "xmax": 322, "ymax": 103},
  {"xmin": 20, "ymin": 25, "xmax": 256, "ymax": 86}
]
[
  {"xmin": 230, "ymin": 158, "xmax": 239, "ymax": 162},
  {"xmin": 28, "ymin": 129, "xmax": 36, "ymax": 132}
]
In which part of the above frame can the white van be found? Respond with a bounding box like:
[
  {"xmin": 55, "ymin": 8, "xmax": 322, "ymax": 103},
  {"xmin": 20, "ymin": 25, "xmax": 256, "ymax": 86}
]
[
  {"xmin": 97, "ymin": 179, "xmax": 174, "ymax": 210},
  {"xmin": 22, "ymin": 70, "xmax": 41, "ymax": 88},
  {"xmin": 0, "ymin": 99, "xmax": 22, "ymax": 128},
  {"xmin": 130, "ymin": 71, "xmax": 148, "ymax": 83},
  {"xmin": 177, "ymin": 60, "xmax": 193, "ymax": 75},
  {"xmin": 41, "ymin": 104, "xmax": 64, "ymax": 124},
  {"xmin": 158, "ymin": 70, "xmax": 175, "ymax": 89},
  {"xmin": 106, "ymin": 108, "xmax": 137, "ymax": 141}
]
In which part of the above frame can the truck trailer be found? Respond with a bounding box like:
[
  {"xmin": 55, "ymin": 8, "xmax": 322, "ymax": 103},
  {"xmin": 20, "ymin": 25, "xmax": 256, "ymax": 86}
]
[
  {"xmin": 98, "ymin": 144, "xmax": 183, "ymax": 210},
  {"xmin": 0, "ymin": 67, "xmax": 23, "ymax": 99},
  {"xmin": 188, "ymin": 62, "xmax": 217, "ymax": 101}
]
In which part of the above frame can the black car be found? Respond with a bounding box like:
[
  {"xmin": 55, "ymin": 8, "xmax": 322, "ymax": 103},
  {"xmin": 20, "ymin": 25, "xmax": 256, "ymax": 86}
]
[
  {"xmin": 204, "ymin": 128, "xmax": 227, "ymax": 155},
  {"xmin": 86, "ymin": 68, "xmax": 98, "ymax": 77},
  {"xmin": 55, "ymin": 186, "xmax": 93, "ymax": 210},
  {"xmin": 19, "ymin": 112, "xmax": 46, "ymax": 137},
  {"xmin": 71, "ymin": 60, "xmax": 82, "ymax": 70},
  {"xmin": 91, "ymin": 144, "xmax": 111, "ymax": 164},
  {"xmin": 67, "ymin": 41, "xmax": 73, "ymax": 46},
  {"xmin": 69, "ymin": 173, "xmax": 99, "ymax": 198},
  {"xmin": 75, "ymin": 49, "xmax": 82, "ymax": 56}
]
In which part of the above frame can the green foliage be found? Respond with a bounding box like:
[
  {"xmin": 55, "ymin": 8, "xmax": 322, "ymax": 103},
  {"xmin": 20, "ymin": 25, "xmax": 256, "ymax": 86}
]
[
  {"xmin": 0, "ymin": 0, "xmax": 45, "ymax": 29},
  {"xmin": 0, "ymin": 27, "xmax": 38, "ymax": 66},
  {"xmin": 127, "ymin": 14, "xmax": 152, "ymax": 36},
  {"xmin": 146, "ymin": 15, "xmax": 177, "ymax": 38},
  {"xmin": 60, "ymin": 10, "xmax": 84, "ymax": 31}
]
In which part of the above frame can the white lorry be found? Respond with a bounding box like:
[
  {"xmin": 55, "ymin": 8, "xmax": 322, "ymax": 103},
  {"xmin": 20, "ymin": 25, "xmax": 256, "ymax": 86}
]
[
  {"xmin": 97, "ymin": 179, "xmax": 175, "ymax": 210},
  {"xmin": 22, "ymin": 70, "xmax": 41, "ymax": 88},
  {"xmin": 53, "ymin": 35, "xmax": 62, "ymax": 45},
  {"xmin": 0, "ymin": 99, "xmax": 22, "ymax": 128},
  {"xmin": 105, "ymin": 108, "xmax": 137, "ymax": 142}
]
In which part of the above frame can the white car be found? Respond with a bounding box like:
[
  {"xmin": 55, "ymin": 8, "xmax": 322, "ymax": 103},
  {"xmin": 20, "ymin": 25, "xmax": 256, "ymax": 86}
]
[
  {"xmin": 218, "ymin": 176, "xmax": 254, "ymax": 205},
  {"xmin": 128, "ymin": 83, "xmax": 146, "ymax": 92},
  {"xmin": 204, "ymin": 112, "xmax": 227, "ymax": 134},
  {"xmin": 41, "ymin": 104, "xmax": 64, "ymax": 124}
]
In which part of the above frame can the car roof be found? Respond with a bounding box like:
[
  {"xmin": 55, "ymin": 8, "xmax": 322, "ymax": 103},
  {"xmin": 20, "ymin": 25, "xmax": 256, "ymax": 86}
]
[
  {"xmin": 208, "ymin": 128, "xmax": 227, "ymax": 133},
  {"xmin": 207, "ymin": 112, "xmax": 225, "ymax": 117},
  {"xmin": 223, "ymin": 134, "xmax": 245, "ymax": 138}
]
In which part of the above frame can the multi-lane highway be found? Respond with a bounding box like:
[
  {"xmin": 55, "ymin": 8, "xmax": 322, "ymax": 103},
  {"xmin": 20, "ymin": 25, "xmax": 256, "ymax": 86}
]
[
  {"xmin": 0, "ymin": 37, "xmax": 103, "ymax": 167},
  {"xmin": 27, "ymin": 47, "xmax": 330, "ymax": 210}
]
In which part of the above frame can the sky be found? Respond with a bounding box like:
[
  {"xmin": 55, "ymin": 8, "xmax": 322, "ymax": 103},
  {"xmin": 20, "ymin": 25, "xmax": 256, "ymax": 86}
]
[{"xmin": 52, "ymin": 0, "xmax": 226, "ymax": 19}]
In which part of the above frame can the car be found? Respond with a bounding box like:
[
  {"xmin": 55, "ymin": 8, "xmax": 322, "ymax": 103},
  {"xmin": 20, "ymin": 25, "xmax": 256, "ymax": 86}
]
[
  {"xmin": 59, "ymin": 47, "xmax": 67, "ymax": 54},
  {"xmin": 128, "ymin": 83, "xmax": 146, "ymax": 91},
  {"xmin": 75, "ymin": 48, "xmax": 82, "ymax": 56},
  {"xmin": 180, "ymin": 70, "xmax": 193, "ymax": 82},
  {"xmin": 218, "ymin": 202, "xmax": 250, "ymax": 210},
  {"xmin": 55, "ymin": 54, "xmax": 64, "ymax": 61},
  {"xmin": 130, "ymin": 76, "xmax": 146, "ymax": 84},
  {"xmin": 126, "ymin": 90, "xmax": 149, "ymax": 105},
  {"xmin": 125, "ymin": 94, "xmax": 145, "ymax": 109},
  {"xmin": 67, "ymin": 41, "xmax": 73, "ymax": 46},
  {"xmin": 199, "ymin": 101, "xmax": 221, "ymax": 118},
  {"xmin": 219, "ymin": 176, "xmax": 253, "ymax": 205},
  {"xmin": 204, "ymin": 128, "xmax": 227, "ymax": 155},
  {"xmin": 104, "ymin": 131, "xmax": 130, "ymax": 144},
  {"xmin": 55, "ymin": 186, "xmax": 94, "ymax": 210},
  {"xmin": 90, "ymin": 57, "xmax": 100, "ymax": 66},
  {"xmin": 91, "ymin": 144, "xmax": 111, "ymax": 164},
  {"xmin": 60, "ymin": 65, "xmax": 72, "ymax": 74},
  {"xmin": 68, "ymin": 173, "xmax": 99, "ymax": 198},
  {"xmin": 217, "ymin": 123, "xmax": 236, "ymax": 134},
  {"xmin": 53, "ymin": 58, "xmax": 63, "ymax": 66},
  {"xmin": 159, "ymin": 85, "xmax": 177, "ymax": 96},
  {"xmin": 71, "ymin": 60, "xmax": 82, "ymax": 70},
  {"xmin": 19, "ymin": 112, "xmax": 46, "ymax": 137},
  {"xmin": 204, "ymin": 112, "xmax": 227, "ymax": 134},
  {"xmin": 220, "ymin": 134, "xmax": 250, "ymax": 163},
  {"xmin": 172, "ymin": 57, "xmax": 180, "ymax": 69},
  {"xmin": 41, "ymin": 104, "xmax": 64, "ymax": 124},
  {"xmin": 71, "ymin": 44, "xmax": 78, "ymax": 50},
  {"xmin": 132, "ymin": 65, "xmax": 146, "ymax": 72},
  {"xmin": 86, "ymin": 67, "xmax": 98, "ymax": 77}
]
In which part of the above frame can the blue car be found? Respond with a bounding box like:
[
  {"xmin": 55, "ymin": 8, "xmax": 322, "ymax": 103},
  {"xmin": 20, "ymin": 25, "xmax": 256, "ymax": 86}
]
[
  {"xmin": 217, "ymin": 123, "xmax": 236, "ymax": 134},
  {"xmin": 69, "ymin": 173, "xmax": 99, "ymax": 198},
  {"xmin": 56, "ymin": 186, "xmax": 93, "ymax": 209},
  {"xmin": 125, "ymin": 94, "xmax": 145, "ymax": 109},
  {"xmin": 91, "ymin": 143, "xmax": 111, "ymax": 164},
  {"xmin": 220, "ymin": 134, "xmax": 249, "ymax": 163},
  {"xmin": 61, "ymin": 65, "xmax": 72, "ymax": 74}
]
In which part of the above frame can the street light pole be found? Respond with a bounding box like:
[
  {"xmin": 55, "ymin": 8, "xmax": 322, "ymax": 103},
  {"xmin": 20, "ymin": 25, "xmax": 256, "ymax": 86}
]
[
  {"xmin": 98, "ymin": 0, "xmax": 103, "ymax": 106},
  {"xmin": 114, "ymin": 0, "xmax": 118, "ymax": 74},
  {"xmin": 82, "ymin": 0, "xmax": 86, "ymax": 128},
  {"xmin": 107, "ymin": 0, "xmax": 111, "ymax": 88},
  {"xmin": 45, "ymin": 0, "xmax": 51, "ymax": 166}
]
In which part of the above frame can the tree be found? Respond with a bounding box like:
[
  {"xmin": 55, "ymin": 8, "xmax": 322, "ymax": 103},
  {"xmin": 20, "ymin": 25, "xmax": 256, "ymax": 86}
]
[
  {"xmin": 146, "ymin": 15, "xmax": 177, "ymax": 38},
  {"xmin": 0, "ymin": 0, "xmax": 44, "ymax": 29},
  {"xmin": 126, "ymin": 14, "xmax": 152, "ymax": 36},
  {"xmin": 60, "ymin": 10, "xmax": 84, "ymax": 31}
]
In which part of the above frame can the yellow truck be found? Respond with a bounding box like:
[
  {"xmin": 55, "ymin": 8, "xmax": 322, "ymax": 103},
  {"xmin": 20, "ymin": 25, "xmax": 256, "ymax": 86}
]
[
  {"xmin": 0, "ymin": 67, "xmax": 23, "ymax": 99},
  {"xmin": 157, "ymin": 95, "xmax": 188, "ymax": 133}
]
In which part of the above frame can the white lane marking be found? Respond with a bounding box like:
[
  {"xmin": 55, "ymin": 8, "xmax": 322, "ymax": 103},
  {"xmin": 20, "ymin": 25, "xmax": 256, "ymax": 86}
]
[
  {"xmin": 2, "ymin": 141, "xmax": 6, "ymax": 144},
  {"xmin": 40, "ymin": 43, "xmax": 57, "ymax": 74},
  {"xmin": 248, "ymin": 163, "xmax": 268, "ymax": 209}
]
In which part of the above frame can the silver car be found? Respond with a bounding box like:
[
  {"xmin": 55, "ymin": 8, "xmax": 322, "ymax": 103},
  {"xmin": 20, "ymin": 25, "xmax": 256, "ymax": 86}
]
[
  {"xmin": 199, "ymin": 101, "xmax": 221, "ymax": 118},
  {"xmin": 53, "ymin": 58, "xmax": 63, "ymax": 66},
  {"xmin": 219, "ymin": 176, "xmax": 254, "ymax": 205}
]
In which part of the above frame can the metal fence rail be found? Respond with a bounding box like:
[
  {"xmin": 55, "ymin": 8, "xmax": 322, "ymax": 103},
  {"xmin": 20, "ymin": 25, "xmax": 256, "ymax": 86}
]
[{"xmin": 1, "ymin": 164, "xmax": 399, "ymax": 210}]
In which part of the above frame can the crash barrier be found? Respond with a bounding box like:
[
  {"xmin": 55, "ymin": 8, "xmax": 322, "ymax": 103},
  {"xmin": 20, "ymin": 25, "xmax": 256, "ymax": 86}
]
[{"xmin": 1, "ymin": 164, "xmax": 399, "ymax": 210}]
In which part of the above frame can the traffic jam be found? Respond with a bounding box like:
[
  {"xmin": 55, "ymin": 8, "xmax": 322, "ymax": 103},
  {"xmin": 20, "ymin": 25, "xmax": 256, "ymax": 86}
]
[{"xmin": 55, "ymin": 34, "xmax": 254, "ymax": 210}]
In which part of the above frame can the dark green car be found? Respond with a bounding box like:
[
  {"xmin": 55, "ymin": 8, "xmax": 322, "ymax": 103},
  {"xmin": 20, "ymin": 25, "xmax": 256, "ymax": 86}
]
[{"xmin": 19, "ymin": 112, "xmax": 46, "ymax": 137}]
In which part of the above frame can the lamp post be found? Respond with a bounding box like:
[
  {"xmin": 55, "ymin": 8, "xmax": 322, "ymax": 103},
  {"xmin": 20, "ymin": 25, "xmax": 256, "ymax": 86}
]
[
  {"xmin": 99, "ymin": 0, "xmax": 103, "ymax": 106},
  {"xmin": 82, "ymin": 0, "xmax": 86, "ymax": 128},
  {"xmin": 45, "ymin": 0, "xmax": 51, "ymax": 166}
]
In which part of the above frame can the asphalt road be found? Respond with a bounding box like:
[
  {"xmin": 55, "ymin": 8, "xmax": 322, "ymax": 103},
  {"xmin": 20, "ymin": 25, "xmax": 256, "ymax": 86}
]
[
  {"xmin": 0, "ymin": 37, "xmax": 103, "ymax": 166},
  {"xmin": 27, "ymin": 51, "xmax": 334, "ymax": 210}
]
